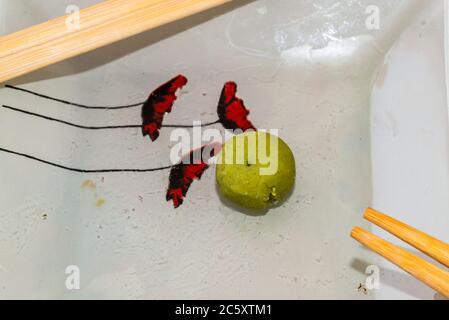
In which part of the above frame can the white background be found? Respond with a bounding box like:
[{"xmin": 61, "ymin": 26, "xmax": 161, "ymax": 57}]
[{"xmin": 0, "ymin": 0, "xmax": 447, "ymax": 300}]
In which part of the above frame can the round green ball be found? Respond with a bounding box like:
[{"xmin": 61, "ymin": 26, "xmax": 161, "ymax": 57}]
[{"xmin": 216, "ymin": 131, "xmax": 296, "ymax": 210}]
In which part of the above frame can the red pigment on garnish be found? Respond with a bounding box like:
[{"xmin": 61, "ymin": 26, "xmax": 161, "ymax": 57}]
[
  {"xmin": 217, "ymin": 82, "xmax": 256, "ymax": 132},
  {"xmin": 142, "ymin": 75, "xmax": 188, "ymax": 141},
  {"xmin": 166, "ymin": 143, "xmax": 221, "ymax": 208}
]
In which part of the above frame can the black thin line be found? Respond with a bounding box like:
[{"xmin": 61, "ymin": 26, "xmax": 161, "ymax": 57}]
[
  {"xmin": 163, "ymin": 120, "xmax": 220, "ymax": 128},
  {"xmin": 1, "ymin": 105, "xmax": 221, "ymax": 129},
  {"xmin": 0, "ymin": 147, "xmax": 172, "ymax": 173},
  {"xmin": 2, "ymin": 105, "xmax": 141, "ymax": 129},
  {"xmin": 4, "ymin": 84, "xmax": 145, "ymax": 110}
]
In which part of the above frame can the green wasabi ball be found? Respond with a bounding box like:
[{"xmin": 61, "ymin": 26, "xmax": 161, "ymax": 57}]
[{"xmin": 216, "ymin": 131, "xmax": 296, "ymax": 210}]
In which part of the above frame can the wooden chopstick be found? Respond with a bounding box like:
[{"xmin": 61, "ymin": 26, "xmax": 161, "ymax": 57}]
[
  {"xmin": 0, "ymin": 0, "xmax": 166, "ymax": 60},
  {"xmin": 351, "ymin": 227, "xmax": 449, "ymax": 298},
  {"xmin": 0, "ymin": 0, "xmax": 231, "ymax": 83},
  {"xmin": 365, "ymin": 208, "xmax": 449, "ymax": 268}
]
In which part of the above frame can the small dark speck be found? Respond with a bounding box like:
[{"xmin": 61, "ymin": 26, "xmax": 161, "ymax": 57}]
[
  {"xmin": 138, "ymin": 195, "xmax": 143, "ymax": 202},
  {"xmin": 42, "ymin": 214, "xmax": 48, "ymax": 220},
  {"xmin": 357, "ymin": 283, "xmax": 368, "ymax": 295},
  {"xmin": 202, "ymin": 93, "xmax": 207, "ymax": 96}
]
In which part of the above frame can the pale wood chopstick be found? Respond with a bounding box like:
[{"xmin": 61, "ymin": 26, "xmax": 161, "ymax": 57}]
[
  {"xmin": 365, "ymin": 208, "xmax": 449, "ymax": 268},
  {"xmin": 0, "ymin": 0, "xmax": 166, "ymax": 60},
  {"xmin": 351, "ymin": 227, "xmax": 449, "ymax": 298},
  {"xmin": 0, "ymin": 0, "xmax": 231, "ymax": 83}
]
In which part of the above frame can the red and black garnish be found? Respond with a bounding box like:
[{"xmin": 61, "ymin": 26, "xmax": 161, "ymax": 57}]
[
  {"xmin": 3, "ymin": 77, "xmax": 260, "ymax": 209},
  {"xmin": 142, "ymin": 75, "xmax": 188, "ymax": 141},
  {"xmin": 5, "ymin": 78, "xmax": 256, "ymax": 134},
  {"xmin": 217, "ymin": 82, "xmax": 256, "ymax": 132},
  {"xmin": 166, "ymin": 143, "xmax": 221, "ymax": 208}
]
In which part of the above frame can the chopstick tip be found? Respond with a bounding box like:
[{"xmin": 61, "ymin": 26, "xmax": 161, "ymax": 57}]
[
  {"xmin": 351, "ymin": 226, "xmax": 364, "ymax": 239},
  {"xmin": 364, "ymin": 207, "xmax": 376, "ymax": 219}
]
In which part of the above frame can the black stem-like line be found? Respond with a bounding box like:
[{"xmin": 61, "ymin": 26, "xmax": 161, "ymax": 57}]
[
  {"xmin": 2, "ymin": 105, "xmax": 141, "ymax": 129},
  {"xmin": 1, "ymin": 105, "xmax": 220, "ymax": 129},
  {"xmin": 162, "ymin": 120, "xmax": 220, "ymax": 128},
  {"xmin": 4, "ymin": 84, "xmax": 145, "ymax": 110},
  {"xmin": 0, "ymin": 147, "xmax": 173, "ymax": 173}
]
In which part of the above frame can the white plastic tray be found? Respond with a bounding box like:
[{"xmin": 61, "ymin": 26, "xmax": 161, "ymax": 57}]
[{"xmin": 0, "ymin": 0, "xmax": 444, "ymax": 299}]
